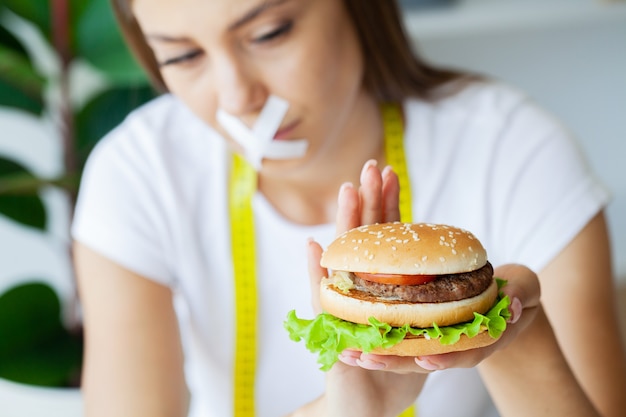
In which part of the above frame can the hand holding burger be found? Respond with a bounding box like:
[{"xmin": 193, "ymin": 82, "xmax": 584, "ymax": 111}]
[{"xmin": 286, "ymin": 161, "xmax": 591, "ymax": 417}]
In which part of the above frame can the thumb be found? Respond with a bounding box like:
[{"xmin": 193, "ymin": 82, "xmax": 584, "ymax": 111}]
[{"xmin": 307, "ymin": 238, "xmax": 326, "ymax": 314}]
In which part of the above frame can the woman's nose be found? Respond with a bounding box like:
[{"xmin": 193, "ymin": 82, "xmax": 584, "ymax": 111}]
[{"xmin": 213, "ymin": 54, "xmax": 267, "ymax": 118}]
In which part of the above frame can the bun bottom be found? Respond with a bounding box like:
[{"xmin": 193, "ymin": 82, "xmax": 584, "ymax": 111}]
[
  {"xmin": 370, "ymin": 328, "xmax": 499, "ymax": 357},
  {"xmin": 320, "ymin": 278, "xmax": 499, "ymax": 328}
]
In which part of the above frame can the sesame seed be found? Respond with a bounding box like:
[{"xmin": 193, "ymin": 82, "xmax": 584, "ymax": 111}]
[{"xmin": 439, "ymin": 256, "xmax": 446, "ymax": 262}]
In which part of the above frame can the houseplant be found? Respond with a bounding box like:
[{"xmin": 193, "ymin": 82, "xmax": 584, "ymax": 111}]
[{"xmin": 0, "ymin": 0, "xmax": 155, "ymax": 402}]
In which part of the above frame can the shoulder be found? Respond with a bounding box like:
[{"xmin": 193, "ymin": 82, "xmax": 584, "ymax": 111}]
[
  {"xmin": 405, "ymin": 80, "xmax": 534, "ymax": 127},
  {"xmin": 85, "ymin": 94, "xmax": 224, "ymax": 174},
  {"xmin": 404, "ymin": 80, "xmax": 572, "ymax": 151},
  {"xmin": 100, "ymin": 93, "xmax": 213, "ymax": 149}
]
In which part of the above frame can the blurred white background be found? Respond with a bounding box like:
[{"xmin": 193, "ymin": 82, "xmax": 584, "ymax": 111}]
[
  {"xmin": 405, "ymin": 0, "xmax": 626, "ymax": 284},
  {"xmin": 1, "ymin": 0, "xmax": 625, "ymax": 306},
  {"xmin": 0, "ymin": 0, "xmax": 625, "ymax": 415}
]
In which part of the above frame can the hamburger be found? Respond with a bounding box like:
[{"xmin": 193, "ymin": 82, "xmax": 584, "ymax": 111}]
[{"xmin": 285, "ymin": 222, "xmax": 511, "ymax": 370}]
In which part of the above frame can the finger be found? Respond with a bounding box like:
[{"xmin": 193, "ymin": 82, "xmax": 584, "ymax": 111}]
[
  {"xmin": 415, "ymin": 347, "xmax": 491, "ymax": 371},
  {"xmin": 347, "ymin": 352, "xmax": 434, "ymax": 374},
  {"xmin": 415, "ymin": 304, "xmax": 541, "ymax": 370},
  {"xmin": 337, "ymin": 349, "xmax": 361, "ymax": 367},
  {"xmin": 336, "ymin": 182, "xmax": 360, "ymax": 235},
  {"xmin": 494, "ymin": 264, "xmax": 541, "ymax": 313},
  {"xmin": 307, "ymin": 238, "xmax": 326, "ymax": 314},
  {"xmin": 381, "ymin": 165, "xmax": 400, "ymax": 222},
  {"xmin": 358, "ymin": 159, "xmax": 383, "ymax": 225}
]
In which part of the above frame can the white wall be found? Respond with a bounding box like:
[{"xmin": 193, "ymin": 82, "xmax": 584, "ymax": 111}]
[{"xmin": 405, "ymin": 0, "xmax": 626, "ymax": 283}]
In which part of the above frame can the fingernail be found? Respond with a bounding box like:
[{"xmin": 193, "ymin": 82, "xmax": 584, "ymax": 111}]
[
  {"xmin": 360, "ymin": 159, "xmax": 378, "ymax": 183},
  {"xmin": 356, "ymin": 358, "xmax": 387, "ymax": 370},
  {"xmin": 381, "ymin": 165, "xmax": 393, "ymax": 178},
  {"xmin": 338, "ymin": 351, "xmax": 359, "ymax": 367},
  {"xmin": 339, "ymin": 182, "xmax": 353, "ymax": 193},
  {"xmin": 508, "ymin": 297, "xmax": 522, "ymax": 324},
  {"xmin": 415, "ymin": 357, "xmax": 442, "ymax": 371},
  {"xmin": 338, "ymin": 182, "xmax": 354, "ymax": 200}
]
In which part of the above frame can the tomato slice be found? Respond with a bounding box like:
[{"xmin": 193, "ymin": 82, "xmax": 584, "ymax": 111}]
[{"xmin": 353, "ymin": 272, "xmax": 437, "ymax": 286}]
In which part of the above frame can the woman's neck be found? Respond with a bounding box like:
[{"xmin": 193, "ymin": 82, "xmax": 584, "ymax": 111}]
[{"xmin": 257, "ymin": 94, "xmax": 385, "ymax": 225}]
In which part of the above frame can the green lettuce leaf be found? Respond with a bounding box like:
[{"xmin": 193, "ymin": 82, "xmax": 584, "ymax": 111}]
[{"xmin": 284, "ymin": 279, "xmax": 511, "ymax": 371}]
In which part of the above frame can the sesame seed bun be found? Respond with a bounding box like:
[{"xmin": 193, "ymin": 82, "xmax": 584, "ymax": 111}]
[{"xmin": 320, "ymin": 222, "xmax": 488, "ymax": 275}]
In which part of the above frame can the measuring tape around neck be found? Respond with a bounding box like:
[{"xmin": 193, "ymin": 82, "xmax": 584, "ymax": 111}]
[
  {"xmin": 382, "ymin": 103, "xmax": 413, "ymax": 224},
  {"xmin": 229, "ymin": 153, "xmax": 258, "ymax": 416},
  {"xmin": 229, "ymin": 103, "xmax": 415, "ymax": 417}
]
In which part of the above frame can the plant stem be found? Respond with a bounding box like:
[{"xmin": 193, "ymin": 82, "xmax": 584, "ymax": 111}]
[
  {"xmin": 51, "ymin": 0, "xmax": 77, "ymax": 208},
  {"xmin": 52, "ymin": 0, "xmax": 81, "ymax": 334}
]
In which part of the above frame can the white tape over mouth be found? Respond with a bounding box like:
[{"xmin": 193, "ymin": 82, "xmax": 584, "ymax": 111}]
[{"xmin": 216, "ymin": 95, "xmax": 309, "ymax": 170}]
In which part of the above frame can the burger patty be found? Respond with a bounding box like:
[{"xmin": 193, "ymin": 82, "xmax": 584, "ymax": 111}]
[{"xmin": 351, "ymin": 262, "xmax": 494, "ymax": 303}]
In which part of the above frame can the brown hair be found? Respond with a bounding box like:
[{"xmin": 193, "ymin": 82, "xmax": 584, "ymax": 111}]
[{"xmin": 111, "ymin": 0, "xmax": 473, "ymax": 100}]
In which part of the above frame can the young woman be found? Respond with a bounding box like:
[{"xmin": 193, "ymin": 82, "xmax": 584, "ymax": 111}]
[{"xmin": 72, "ymin": 0, "xmax": 626, "ymax": 416}]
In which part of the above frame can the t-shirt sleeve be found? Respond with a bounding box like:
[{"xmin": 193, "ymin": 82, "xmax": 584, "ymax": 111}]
[
  {"xmin": 71, "ymin": 120, "xmax": 174, "ymax": 286},
  {"xmin": 490, "ymin": 94, "xmax": 611, "ymax": 272}
]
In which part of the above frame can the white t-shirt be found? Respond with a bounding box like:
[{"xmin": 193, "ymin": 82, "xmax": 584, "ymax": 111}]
[{"xmin": 72, "ymin": 81, "xmax": 609, "ymax": 417}]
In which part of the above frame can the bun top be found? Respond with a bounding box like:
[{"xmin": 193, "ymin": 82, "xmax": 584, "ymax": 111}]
[{"xmin": 321, "ymin": 222, "xmax": 487, "ymax": 275}]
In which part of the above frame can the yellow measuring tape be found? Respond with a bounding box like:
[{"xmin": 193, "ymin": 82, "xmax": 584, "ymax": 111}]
[
  {"xmin": 230, "ymin": 153, "xmax": 258, "ymax": 416},
  {"xmin": 229, "ymin": 103, "xmax": 415, "ymax": 416},
  {"xmin": 382, "ymin": 103, "xmax": 413, "ymax": 224},
  {"xmin": 382, "ymin": 103, "xmax": 416, "ymax": 417}
]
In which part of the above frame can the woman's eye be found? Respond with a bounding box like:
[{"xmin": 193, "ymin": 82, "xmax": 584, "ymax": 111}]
[
  {"xmin": 159, "ymin": 49, "xmax": 204, "ymax": 68},
  {"xmin": 253, "ymin": 21, "xmax": 293, "ymax": 44}
]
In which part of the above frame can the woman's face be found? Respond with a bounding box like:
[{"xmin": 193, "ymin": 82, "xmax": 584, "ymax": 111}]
[{"xmin": 132, "ymin": 0, "xmax": 366, "ymax": 170}]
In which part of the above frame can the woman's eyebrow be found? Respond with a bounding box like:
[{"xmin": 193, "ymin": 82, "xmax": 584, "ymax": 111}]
[
  {"xmin": 144, "ymin": 0, "xmax": 289, "ymax": 43},
  {"xmin": 228, "ymin": 0, "xmax": 288, "ymax": 31},
  {"xmin": 145, "ymin": 34, "xmax": 192, "ymax": 43}
]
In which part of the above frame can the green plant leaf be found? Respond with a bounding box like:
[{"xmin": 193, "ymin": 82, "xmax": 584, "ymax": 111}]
[
  {"xmin": 0, "ymin": 282, "xmax": 82, "ymax": 387},
  {"xmin": 0, "ymin": 1, "xmax": 51, "ymax": 39},
  {"xmin": 74, "ymin": 0, "xmax": 147, "ymax": 84},
  {"xmin": 0, "ymin": 157, "xmax": 47, "ymax": 230},
  {"xmin": 0, "ymin": 26, "xmax": 45, "ymax": 114},
  {"xmin": 75, "ymin": 84, "xmax": 156, "ymax": 170}
]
